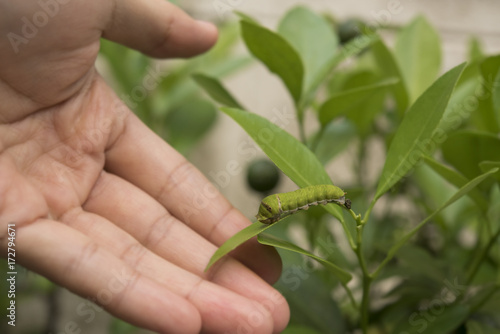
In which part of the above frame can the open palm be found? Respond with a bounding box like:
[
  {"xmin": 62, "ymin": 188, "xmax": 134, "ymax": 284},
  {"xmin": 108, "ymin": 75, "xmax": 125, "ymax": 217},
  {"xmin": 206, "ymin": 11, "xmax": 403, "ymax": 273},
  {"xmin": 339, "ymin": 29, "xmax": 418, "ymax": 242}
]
[{"xmin": 0, "ymin": 1, "xmax": 289, "ymax": 333}]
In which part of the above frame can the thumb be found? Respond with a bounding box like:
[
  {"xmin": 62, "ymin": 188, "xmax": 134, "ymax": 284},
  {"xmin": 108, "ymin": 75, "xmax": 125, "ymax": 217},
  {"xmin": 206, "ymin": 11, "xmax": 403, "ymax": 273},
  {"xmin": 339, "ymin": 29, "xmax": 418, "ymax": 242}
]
[{"xmin": 102, "ymin": 0, "xmax": 218, "ymax": 58}]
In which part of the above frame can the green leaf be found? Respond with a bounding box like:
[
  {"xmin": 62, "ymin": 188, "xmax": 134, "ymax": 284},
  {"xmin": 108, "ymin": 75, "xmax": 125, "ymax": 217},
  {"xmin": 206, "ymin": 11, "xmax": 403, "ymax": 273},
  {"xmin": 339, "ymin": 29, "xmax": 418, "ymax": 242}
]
[
  {"xmin": 221, "ymin": 107, "xmax": 343, "ymax": 217},
  {"xmin": 241, "ymin": 20, "xmax": 304, "ymax": 103},
  {"xmin": 257, "ymin": 234, "xmax": 352, "ymax": 284},
  {"xmin": 300, "ymin": 32, "xmax": 379, "ymax": 109},
  {"xmin": 423, "ymin": 156, "xmax": 488, "ymax": 211},
  {"xmin": 468, "ymin": 36, "xmax": 484, "ymax": 62},
  {"xmin": 467, "ymin": 320, "xmax": 500, "ymax": 334},
  {"xmin": 234, "ymin": 11, "xmax": 260, "ymax": 25},
  {"xmin": 442, "ymin": 131, "xmax": 500, "ymax": 184},
  {"xmin": 219, "ymin": 107, "xmax": 350, "ymax": 240},
  {"xmin": 165, "ymin": 98, "xmax": 217, "ymax": 155},
  {"xmin": 314, "ymin": 121, "xmax": 357, "ymax": 165},
  {"xmin": 192, "ymin": 74, "xmax": 243, "ymax": 109},
  {"xmin": 278, "ymin": 6, "xmax": 338, "ymax": 98},
  {"xmin": 374, "ymin": 63, "xmax": 466, "ymax": 201},
  {"xmin": 480, "ymin": 161, "xmax": 500, "ymax": 183},
  {"xmin": 318, "ymin": 78, "xmax": 398, "ymax": 125},
  {"xmin": 276, "ymin": 271, "xmax": 346, "ymax": 333},
  {"xmin": 435, "ymin": 78, "xmax": 477, "ymax": 136},
  {"xmin": 205, "ymin": 221, "xmax": 273, "ymax": 271},
  {"xmin": 395, "ymin": 305, "xmax": 469, "ymax": 334},
  {"xmin": 395, "ymin": 16, "xmax": 442, "ymax": 102},
  {"xmin": 374, "ymin": 167, "xmax": 498, "ymax": 277},
  {"xmin": 371, "ymin": 39, "xmax": 410, "ymax": 115},
  {"xmin": 480, "ymin": 55, "xmax": 500, "ymax": 130}
]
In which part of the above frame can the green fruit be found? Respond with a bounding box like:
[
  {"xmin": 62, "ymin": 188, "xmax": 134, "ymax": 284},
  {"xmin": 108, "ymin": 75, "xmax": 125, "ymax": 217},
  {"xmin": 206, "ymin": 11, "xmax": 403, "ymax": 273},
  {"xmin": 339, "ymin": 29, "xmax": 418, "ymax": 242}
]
[
  {"xmin": 337, "ymin": 19, "xmax": 364, "ymax": 44},
  {"xmin": 246, "ymin": 159, "xmax": 281, "ymax": 193}
]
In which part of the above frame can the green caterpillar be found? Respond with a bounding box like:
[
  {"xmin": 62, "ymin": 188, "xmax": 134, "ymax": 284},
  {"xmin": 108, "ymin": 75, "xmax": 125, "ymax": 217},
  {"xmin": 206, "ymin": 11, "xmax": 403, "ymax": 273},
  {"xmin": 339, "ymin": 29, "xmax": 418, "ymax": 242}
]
[{"xmin": 256, "ymin": 185, "xmax": 351, "ymax": 224}]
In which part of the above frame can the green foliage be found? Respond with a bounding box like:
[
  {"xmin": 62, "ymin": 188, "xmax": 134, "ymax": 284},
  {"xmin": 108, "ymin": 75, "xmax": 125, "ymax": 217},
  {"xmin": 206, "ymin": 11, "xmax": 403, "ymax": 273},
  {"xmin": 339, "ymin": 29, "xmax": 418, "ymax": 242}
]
[
  {"xmin": 374, "ymin": 63, "xmax": 466, "ymax": 201},
  {"xmin": 241, "ymin": 20, "xmax": 304, "ymax": 104},
  {"xmin": 277, "ymin": 6, "xmax": 338, "ymax": 98},
  {"xmin": 99, "ymin": 22, "xmax": 250, "ymax": 156},
  {"xmin": 196, "ymin": 6, "xmax": 500, "ymax": 334},
  {"xmin": 394, "ymin": 16, "xmax": 442, "ymax": 102},
  {"xmin": 258, "ymin": 233, "xmax": 352, "ymax": 284}
]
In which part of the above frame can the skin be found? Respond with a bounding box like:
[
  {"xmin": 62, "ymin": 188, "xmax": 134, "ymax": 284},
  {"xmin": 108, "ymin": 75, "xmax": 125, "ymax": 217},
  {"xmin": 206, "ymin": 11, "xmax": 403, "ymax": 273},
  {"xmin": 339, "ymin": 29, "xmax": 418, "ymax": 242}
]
[{"xmin": 0, "ymin": 0, "xmax": 290, "ymax": 333}]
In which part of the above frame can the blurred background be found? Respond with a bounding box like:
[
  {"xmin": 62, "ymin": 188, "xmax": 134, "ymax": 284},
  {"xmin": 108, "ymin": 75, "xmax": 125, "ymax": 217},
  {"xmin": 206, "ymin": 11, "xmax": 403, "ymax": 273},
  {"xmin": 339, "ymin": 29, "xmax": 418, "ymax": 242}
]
[{"xmin": 3, "ymin": 0, "xmax": 500, "ymax": 333}]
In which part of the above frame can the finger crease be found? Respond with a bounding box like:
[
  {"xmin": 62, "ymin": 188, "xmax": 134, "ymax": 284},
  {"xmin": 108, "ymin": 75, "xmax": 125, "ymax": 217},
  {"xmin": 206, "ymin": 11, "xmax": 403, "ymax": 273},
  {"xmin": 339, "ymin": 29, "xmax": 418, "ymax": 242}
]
[
  {"xmin": 206, "ymin": 206, "xmax": 235, "ymax": 242},
  {"xmin": 119, "ymin": 240, "xmax": 148, "ymax": 268},
  {"xmin": 155, "ymin": 159, "xmax": 192, "ymax": 202},
  {"xmin": 142, "ymin": 213, "xmax": 176, "ymax": 250}
]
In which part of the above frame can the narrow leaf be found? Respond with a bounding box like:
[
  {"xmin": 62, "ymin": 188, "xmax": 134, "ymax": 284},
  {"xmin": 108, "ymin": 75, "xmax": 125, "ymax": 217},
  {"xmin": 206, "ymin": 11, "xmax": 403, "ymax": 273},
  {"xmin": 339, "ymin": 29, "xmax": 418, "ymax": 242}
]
[
  {"xmin": 205, "ymin": 222, "xmax": 272, "ymax": 271},
  {"xmin": 241, "ymin": 20, "xmax": 304, "ymax": 103},
  {"xmin": 395, "ymin": 305, "xmax": 469, "ymax": 334},
  {"xmin": 314, "ymin": 121, "xmax": 357, "ymax": 165},
  {"xmin": 220, "ymin": 107, "xmax": 350, "ymax": 238},
  {"xmin": 258, "ymin": 234, "xmax": 352, "ymax": 284},
  {"xmin": 301, "ymin": 33, "xmax": 379, "ymax": 108},
  {"xmin": 480, "ymin": 55, "xmax": 500, "ymax": 129},
  {"xmin": 371, "ymin": 39, "xmax": 409, "ymax": 115},
  {"xmin": 374, "ymin": 167, "xmax": 498, "ymax": 277},
  {"xmin": 234, "ymin": 11, "xmax": 260, "ymax": 25},
  {"xmin": 278, "ymin": 6, "xmax": 338, "ymax": 97},
  {"xmin": 395, "ymin": 16, "xmax": 442, "ymax": 102},
  {"xmin": 374, "ymin": 63, "xmax": 466, "ymax": 201},
  {"xmin": 467, "ymin": 320, "xmax": 500, "ymax": 334},
  {"xmin": 318, "ymin": 78, "xmax": 398, "ymax": 125},
  {"xmin": 468, "ymin": 36, "xmax": 484, "ymax": 62},
  {"xmin": 480, "ymin": 161, "xmax": 500, "ymax": 183},
  {"xmin": 423, "ymin": 156, "xmax": 488, "ymax": 211},
  {"xmin": 442, "ymin": 131, "xmax": 500, "ymax": 183},
  {"xmin": 192, "ymin": 73, "xmax": 243, "ymax": 109}
]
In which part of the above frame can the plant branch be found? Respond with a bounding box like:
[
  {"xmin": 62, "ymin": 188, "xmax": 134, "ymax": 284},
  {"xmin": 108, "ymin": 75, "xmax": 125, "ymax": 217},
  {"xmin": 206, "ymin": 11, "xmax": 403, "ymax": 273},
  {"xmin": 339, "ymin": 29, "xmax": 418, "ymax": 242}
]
[
  {"xmin": 354, "ymin": 217, "xmax": 372, "ymax": 333},
  {"xmin": 466, "ymin": 226, "xmax": 500, "ymax": 285}
]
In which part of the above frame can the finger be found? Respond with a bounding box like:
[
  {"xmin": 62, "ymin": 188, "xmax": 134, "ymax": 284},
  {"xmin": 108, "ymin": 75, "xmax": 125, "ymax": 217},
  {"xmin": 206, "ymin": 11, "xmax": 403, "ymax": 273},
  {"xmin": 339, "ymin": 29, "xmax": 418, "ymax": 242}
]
[
  {"xmin": 104, "ymin": 112, "xmax": 283, "ymax": 282},
  {"xmin": 83, "ymin": 171, "xmax": 290, "ymax": 332},
  {"xmin": 63, "ymin": 208, "xmax": 278, "ymax": 333},
  {"xmin": 102, "ymin": 0, "xmax": 218, "ymax": 58},
  {"xmin": 12, "ymin": 219, "xmax": 201, "ymax": 334}
]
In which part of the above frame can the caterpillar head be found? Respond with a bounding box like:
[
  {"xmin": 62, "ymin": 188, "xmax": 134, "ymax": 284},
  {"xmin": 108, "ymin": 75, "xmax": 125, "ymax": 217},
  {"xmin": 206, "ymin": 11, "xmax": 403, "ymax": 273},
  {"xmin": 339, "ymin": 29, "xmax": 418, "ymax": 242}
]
[{"xmin": 255, "ymin": 195, "xmax": 280, "ymax": 224}]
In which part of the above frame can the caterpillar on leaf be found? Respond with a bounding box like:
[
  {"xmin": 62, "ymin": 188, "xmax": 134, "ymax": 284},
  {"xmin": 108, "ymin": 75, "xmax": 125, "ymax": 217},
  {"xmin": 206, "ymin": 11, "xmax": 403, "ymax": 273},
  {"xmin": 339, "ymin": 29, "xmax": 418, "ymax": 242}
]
[{"xmin": 256, "ymin": 185, "xmax": 351, "ymax": 224}]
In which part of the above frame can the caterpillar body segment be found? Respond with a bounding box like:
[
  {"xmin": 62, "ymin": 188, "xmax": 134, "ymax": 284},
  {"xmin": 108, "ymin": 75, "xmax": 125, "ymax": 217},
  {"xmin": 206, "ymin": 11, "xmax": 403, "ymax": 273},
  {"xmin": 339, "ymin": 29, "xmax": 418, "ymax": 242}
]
[{"xmin": 256, "ymin": 185, "xmax": 350, "ymax": 224}]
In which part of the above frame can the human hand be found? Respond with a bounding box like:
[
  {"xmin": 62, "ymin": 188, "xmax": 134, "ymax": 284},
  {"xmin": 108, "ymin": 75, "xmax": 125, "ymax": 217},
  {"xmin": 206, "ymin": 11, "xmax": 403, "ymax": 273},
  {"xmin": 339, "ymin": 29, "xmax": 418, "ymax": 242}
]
[{"xmin": 0, "ymin": 0, "xmax": 289, "ymax": 333}]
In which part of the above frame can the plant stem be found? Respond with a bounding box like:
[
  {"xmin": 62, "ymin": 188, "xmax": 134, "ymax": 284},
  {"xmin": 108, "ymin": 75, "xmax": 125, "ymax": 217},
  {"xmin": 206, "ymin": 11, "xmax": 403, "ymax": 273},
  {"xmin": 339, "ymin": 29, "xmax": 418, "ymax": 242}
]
[
  {"xmin": 361, "ymin": 199, "xmax": 376, "ymax": 225},
  {"xmin": 342, "ymin": 283, "xmax": 359, "ymax": 310},
  {"xmin": 354, "ymin": 222, "xmax": 372, "ymax": 333},
  {"xmin": 296, "ymin": 103, "xmax": 307, "ymax": 144},
  {"xmin": 466, "ymin": 227, "xmax": 500, "ymax": 285},
  {"xmin": 359, "ymin": 274, "xmax": 372, "ymax": 333},
  {"xmin": 356, "ymin": 224, "xmax": 372, "ymax": 334},
  {"xmin": 298, "ymin": 119, "xmax": 307, "ymax": 144},
  {"xmin": 310, "ymin": 126, "xmax": 326, "ymax": 152}
]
